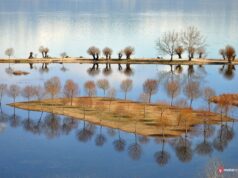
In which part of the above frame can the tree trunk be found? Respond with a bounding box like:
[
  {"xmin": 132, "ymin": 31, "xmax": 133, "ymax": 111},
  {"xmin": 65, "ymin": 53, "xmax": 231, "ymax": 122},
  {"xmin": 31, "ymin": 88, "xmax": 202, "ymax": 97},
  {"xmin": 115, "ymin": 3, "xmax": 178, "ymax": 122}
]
[
  {"xmin": 178, "ymin": 54, "xmax": 182, "ymax": 59},
  {"xmin": 189, "ymin": 98, "xmax": 193, "ymax": 108}
]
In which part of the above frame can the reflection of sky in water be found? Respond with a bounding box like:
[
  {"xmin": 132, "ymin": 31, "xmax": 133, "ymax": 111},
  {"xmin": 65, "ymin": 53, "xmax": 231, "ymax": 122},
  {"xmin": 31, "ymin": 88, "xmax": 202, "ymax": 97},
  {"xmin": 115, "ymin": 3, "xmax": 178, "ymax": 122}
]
[
  {"xmin": 0, "ymin": 0, "xmax": 238, "ymax": 58},
  {"xmin": 0, "ymin": 63, "xmax": 238, "ymax": 178}
]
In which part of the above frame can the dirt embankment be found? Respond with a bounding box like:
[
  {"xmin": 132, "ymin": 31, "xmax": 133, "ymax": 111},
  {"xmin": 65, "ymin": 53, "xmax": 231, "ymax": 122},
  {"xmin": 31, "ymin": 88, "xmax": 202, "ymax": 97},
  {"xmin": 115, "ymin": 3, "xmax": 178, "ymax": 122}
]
[{"xmin": 0, "ymin": 58, "xmax": 238, "ymax": 65}]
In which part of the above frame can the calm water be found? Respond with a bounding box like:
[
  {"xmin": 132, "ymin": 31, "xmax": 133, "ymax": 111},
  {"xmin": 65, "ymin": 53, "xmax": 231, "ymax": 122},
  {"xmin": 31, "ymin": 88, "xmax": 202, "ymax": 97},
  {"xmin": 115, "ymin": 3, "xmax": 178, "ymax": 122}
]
[
  {"xmin": 1, "ymin": 0, "xmax": 238, "ymax": 178},
  {"xmin": 0, "ymin": 0, "xmax": 238, "ymax": 58},
  {"xmin": 0, "ymin": 63, "xmax": 238, "ymax": 178}
]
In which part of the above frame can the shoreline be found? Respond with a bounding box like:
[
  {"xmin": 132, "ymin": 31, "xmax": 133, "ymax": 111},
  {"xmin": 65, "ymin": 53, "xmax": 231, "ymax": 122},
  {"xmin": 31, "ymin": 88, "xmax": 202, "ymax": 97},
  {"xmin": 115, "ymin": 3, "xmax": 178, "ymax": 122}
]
[
  {"xmin": 0, "ymin": 58, "xmax": 238, "ymax": 65},
  {"xmin": 8, "ymin": 97, "xmax": 235, "ymax": 138}
]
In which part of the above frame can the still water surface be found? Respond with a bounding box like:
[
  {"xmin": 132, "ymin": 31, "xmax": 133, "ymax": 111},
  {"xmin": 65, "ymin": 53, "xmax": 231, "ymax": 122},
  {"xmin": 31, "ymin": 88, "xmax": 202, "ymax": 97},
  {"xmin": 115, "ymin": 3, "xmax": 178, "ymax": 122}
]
[{"xmin": 0, "ymin": 63, "xmax": 237, "ymax": 178}]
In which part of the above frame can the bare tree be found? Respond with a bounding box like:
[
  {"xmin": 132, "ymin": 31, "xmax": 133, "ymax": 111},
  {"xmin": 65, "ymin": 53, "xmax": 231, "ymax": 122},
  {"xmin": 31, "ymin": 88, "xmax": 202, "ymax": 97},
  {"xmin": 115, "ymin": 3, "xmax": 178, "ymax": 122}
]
[
  {"xmin": 107, "ymin": 88, "xmax": 116, "ymax": 112},
  {"xmin": 139, "ymin": 93, "xmax": 149, "ymax": 118},
  {"xmin": 60, "ymin": 52, "xmax": 67, "ymax": 59},
  {"xmin": 39, "ymin": 46, "xmax": 45, "ymax": 58},
  {"xmin": 39, "ymin": 46, "xmax": 49, "ymax": 58},
  {"xmin": 44, "ymin": 77, "xmax": 61, "ymax": 99},
  {"xmin": 156, "ymin": 31, "xmax": 179, "ymax": 61},
  {"xmin": 143, "ymin": 79, "xmax": 158, "ymax": 103},
  {"xmin": 0, "ymin": 84, "xmax": 7, "ymax": 105},
  {"xmin": 225, "ymin": 45, "xmax": 236, "ymax": 62},
  {"xmin": 175, "ymin": 46, "xmax": 184, "ymax": 59},
  {"xmin": 197, "ymin": 47, "xmax": 206, "ymax": 58},
  {"xmin": 118, "ymin": 50, "xmax": 123, "ymax": 60},
  {"xmin": 5, "ymin": 48, "xmax": 14, "ymax": 59},
  {"xmin": 219, "ymin": 49, "xmax": 226, "ymax": 60},
  {"xmin": 33, "ymin": 85, "xmax": 45, "ymax": 112},
  {"xmin": 21, "ymin": 85, "xmax": 35, "ymax": 102},
  {"xmin": 165, "ymin": 79, "xmax": 181, "ymax": 106},
  {"xmin": 181, "ymin": 26, "xmax": 206, "ymax": 61},
  {"xmin": 97, "ymin": 79, "xmax": 110, "ymax": 96},
  {"xmin": 103, "ymin": 47, "xmax": 113, "ymax": 60},
  {"xmin": 188, "ymin": 47, "xmax": 196, "ymax": 59},
  {"xmin": 124, "ymin": 46, "xmax": 135, "ymax": 59},
  {"xmin": 63, "ymin": 80, "xmax": 79, "ymax": 105},
  {"xmin": 184, "ymin": 80, "xmax": 201, "ymax": 108},
  {"xmin": 87, "ymin": 46, "xmax": 100, "ymax": 60},
  {"xmin": 203, "ymin": 87, "xmax": 216, "ymax": 111},
  {"xmin": 120, "ymin": 79, "xmax": 133, "ymax": 100},
  {"xmin": 7, "ymin": 84, "xmax": 20, "ymax": 103},
  {"xmin": 84, "ymin": 81, "xmax": 96, "ymax": 97}
]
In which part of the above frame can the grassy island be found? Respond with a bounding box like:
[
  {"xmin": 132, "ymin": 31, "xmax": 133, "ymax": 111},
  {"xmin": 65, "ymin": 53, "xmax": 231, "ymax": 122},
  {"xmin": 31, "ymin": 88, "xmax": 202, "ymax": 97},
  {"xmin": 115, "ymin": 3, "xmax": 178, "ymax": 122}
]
[{"xmin": 9, "ymin": 97, "xmax": 235, "ymax": 137}]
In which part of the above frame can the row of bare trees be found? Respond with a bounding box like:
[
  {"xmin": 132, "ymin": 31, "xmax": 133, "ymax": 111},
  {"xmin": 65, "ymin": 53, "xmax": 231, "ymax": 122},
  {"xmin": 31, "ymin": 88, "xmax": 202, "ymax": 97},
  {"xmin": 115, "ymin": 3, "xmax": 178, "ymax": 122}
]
[
  {"xmin": 0, "ymin": 76, "xmax": 217, "ymax": 110},
  {"xmin": 87, "ymin": 46, "xmax": 135, "ymax": 60},
  {"xmin": 3, "ymin": 42, "xmax": 236, "ymax": 63}
]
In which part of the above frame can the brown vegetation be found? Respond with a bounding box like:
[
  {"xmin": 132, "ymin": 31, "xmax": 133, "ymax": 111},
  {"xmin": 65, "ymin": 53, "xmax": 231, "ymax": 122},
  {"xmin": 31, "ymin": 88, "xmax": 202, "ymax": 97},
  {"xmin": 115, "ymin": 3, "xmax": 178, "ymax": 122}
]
[{"xmin": 10, "ymin": 97, "xmax": 234, "ymax": 137}]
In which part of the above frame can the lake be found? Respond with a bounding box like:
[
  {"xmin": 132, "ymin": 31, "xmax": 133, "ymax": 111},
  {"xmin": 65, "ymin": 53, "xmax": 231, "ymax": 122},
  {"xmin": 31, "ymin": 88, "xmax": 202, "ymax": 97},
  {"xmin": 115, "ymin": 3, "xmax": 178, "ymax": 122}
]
[
  {"xmin": 0, "ymin": 62, "xmax": 238, "ymax": 178},
  {"xmin": 0, "ymin": 0, "xmax": 238, "ymax": 178}
]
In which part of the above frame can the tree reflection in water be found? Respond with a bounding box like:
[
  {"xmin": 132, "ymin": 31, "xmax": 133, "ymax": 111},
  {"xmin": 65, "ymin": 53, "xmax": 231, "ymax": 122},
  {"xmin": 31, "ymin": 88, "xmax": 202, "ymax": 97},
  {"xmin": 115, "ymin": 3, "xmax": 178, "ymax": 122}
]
[
  {"xmin": 103, "ymin": 63, "xmax": 112, "ymax": 76},
  {"xmin": 87, "ymin": 63, "xmax": 100, "ymax": 76},
  {"xmin": 194, "ymin": 119, "xmax": 215, "ymax": 156},
  {"xmin": 128, "ymin": 133, "xmax": 142, "ymax": 161},
  {"xmin": 113, "ymin": 129, "xmax": 126, "ymax": 152},
  {"xmin": 43, "ymin": 113, "xmax": 61, "ymax": 139},
  {"xmin": 124, "ymin": 64, "xmax": 134, "ymax": 76},
  {"xmin": 213, "ymin": 122, "xmax": 234, "ymax": 152},
  {"xmin": 95, "ymin": 126, "xmax": 107, "ymax": 147},
  {"xmin": 154, "ymin": 127, "xmax": 171, "ymax": 166},
  {"xmin": 77, "ymin": 121, "xmax": 95, "ymax": 143},
  {"xmin": 61, "ymin": 116, "xmax": 79, "ymax": 135},
  {"xmin": 219, "ymin": 64, "xmax": 236, "ymax": 80}
]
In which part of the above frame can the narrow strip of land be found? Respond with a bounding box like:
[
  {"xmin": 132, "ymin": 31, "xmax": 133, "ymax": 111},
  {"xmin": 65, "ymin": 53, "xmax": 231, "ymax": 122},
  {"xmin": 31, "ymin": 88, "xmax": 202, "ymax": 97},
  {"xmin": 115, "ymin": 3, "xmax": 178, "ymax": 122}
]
[
  {"xmin": 8, "ymin": 97, "xmax": 234, "ymax": 137},
  {"xmin": 1, "ymin": 58, "xmax": 238, "ymax": 65}
]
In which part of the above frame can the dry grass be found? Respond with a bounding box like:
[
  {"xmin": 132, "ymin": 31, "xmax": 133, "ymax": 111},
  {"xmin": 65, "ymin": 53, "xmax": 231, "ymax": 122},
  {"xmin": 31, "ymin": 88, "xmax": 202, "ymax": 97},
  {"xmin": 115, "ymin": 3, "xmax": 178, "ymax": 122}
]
[{"xmin": 9, "ymin": 97, "xmax": 234, "ymax": 137}]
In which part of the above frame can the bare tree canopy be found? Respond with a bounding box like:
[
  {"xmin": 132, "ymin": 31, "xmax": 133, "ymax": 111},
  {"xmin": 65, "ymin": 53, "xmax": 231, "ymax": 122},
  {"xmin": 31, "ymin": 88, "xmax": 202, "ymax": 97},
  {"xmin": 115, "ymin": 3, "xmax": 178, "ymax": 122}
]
[
  {"xmin": 219, "ymin": 49, "xmax": 226, "ymax": 60},
  {"xmin": 22, "ymin": 85, "xmax": 35, "ymax": 101},
  {"xmin": 120, "ymin": 79, "xmax": 133, "ymax": 100},
  {"xmin": 60, "ymin": 52, "xmax": 67, "ymax": 58},
  {"xmin": 203, "ymin": 87, "xmax": 216, "ymax": 111},
  {"xmin": 33, "ymin": 85, "xmax": 45, "ymax": 100},
  {"xmin": 64, "ymin": 80, "xmax": 79, "ymax": 105},
  {"xmin": 197, "ymin": 47, "xmax": 206, "ymax": 58},
  {"xmin": 97, "ymin": 79, "xmax": 110, "ymax": 96},
  {"xmin": 156, "ymin": 31, "xmax": 179, "ymax": 61},
  {"xmin": 165, "ymin": 79, "xmax": 181, "ymax": 106},
  {"xmin": 84, "ymin": 81, "xmax": 96, "ymax": 97},
  {"xmin": 184, "ymin": 80, "xmax": 201, "ymax": 108},
  {"xmin": 5, "ymin": 48, "xmax": 14, "ymax": 59},
  {"xmin": 7, "ymin": 84, "xmax": 20, "ymax": 102},
  {"xmin": 44, "ymin": 77, "xmax": 61, "ymax": 99},
  {"xmin": 0, "ymin": 84, "xmax": 7, "ymax": 104},
  {"xmin": 39, "ymin": 46, "xmax": 50, "ymax": 58},
  {"xmin": 143, "ymin": 79, "xmax": 158, "ymax": 103},
  {"xmin": 87, "ymin": 46, "xmax": 100, "ymax": 60},
  {"xmin": 124, "ymin": 46, "xmax": 135, "ymax": 59},
  {"xmin": 175, "ymin": 46, "xmax": 184, "ymax": 59},
  {"xmin": 181, "ymin": 26, "xmax": 206, "ymax": 61},
  {"xmin": 103, "ymin": 47, "xmax": 113, "ymax": 60},
  {"xmin": 225, "ymin": 45, "xmax": 236, "ymax": 62},
  {"xmin": 107, "ymin": 88, "xmax": 116, "ymax": 99}
]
